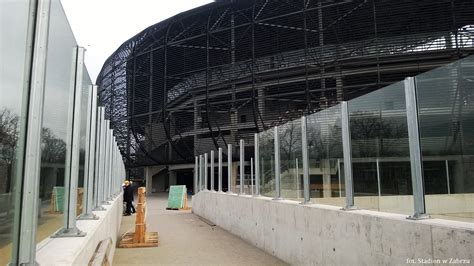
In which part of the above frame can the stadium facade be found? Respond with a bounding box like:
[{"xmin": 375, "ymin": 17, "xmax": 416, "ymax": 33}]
[{"xmin": 97, "ymin": 0, "xmax": 474, "ymax": 177}]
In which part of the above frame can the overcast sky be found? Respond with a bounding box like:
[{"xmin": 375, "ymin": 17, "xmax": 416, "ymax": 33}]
[{"xmin": 61, "ymin": 0, "xmax": 214, "ymax": 82}]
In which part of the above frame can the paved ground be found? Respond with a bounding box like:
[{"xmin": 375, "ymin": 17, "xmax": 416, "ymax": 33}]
[{"xmin": 113, "ymin": 193, "xmax": 287, "ymax": 266}]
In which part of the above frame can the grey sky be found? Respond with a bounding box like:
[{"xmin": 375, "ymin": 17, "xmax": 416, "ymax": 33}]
[{"xmin": 61, "ymin": 0, "xmax": 214, "ymax": 82}]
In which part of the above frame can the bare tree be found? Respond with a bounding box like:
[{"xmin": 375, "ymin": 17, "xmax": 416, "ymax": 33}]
[{"xmin": 0, "ymin": 108, "xmax": 19, "ymax": 193}]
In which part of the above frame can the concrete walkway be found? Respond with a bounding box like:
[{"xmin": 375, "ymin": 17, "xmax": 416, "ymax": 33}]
[{"xmin": 113, "ymin": 193, "xmax": 287, "ymax": 265}]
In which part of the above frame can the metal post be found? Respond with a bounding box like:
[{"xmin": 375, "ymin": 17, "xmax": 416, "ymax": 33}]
[
  {"xmin": 204, "ymin": 153, "xmax": 208, "ymax": 190},
  {"xmin": 405, "ymin": 77, "xmax": 428, "ymax": 219},
  {"xmin": 274, "ymin": 126, "xmax": 282, "ymax": 199},
  {"xmin": 445, "ymin": 160, "xmax": 451, "ymax": 195},
  {"xmin": 218, "ymin": 148, "xmax": 223, "ymax": 192},
  {"xmin": 101, "ymin": 121, "xmax": 111, "ymax": 205},
  {"xmin": 93, "ymin": 107, "xmax": 105, "ymax": 211},
  {"xmin": 376, "ymin": 159, "xmax": 381, "ymax": 197},
  {"xmin": 254, "ymin": 133, "xmax": 260, "ymax": 196},
  {"xmin": 194, "ymin": 156, "xmax": 198, "ymax": 194},
  {"xmin": 296, "ymin": 158, "xmax": 300, "ymax": 199},
  {"xmin": 53, "ymin": 46, "xmax": 86, "ymax": 237},
  {"xmin": 240, "ymin": 139, "xmax": 244, "ymax": 194},
  {"xmin": 211, "ymin": 150, "xmax": 215, "ymax": 191},
  {"xmin": 17, "ymin": 0, "xmax": 51, "ymax": 262},
  {"xmin": 337, "ymin": 159, "xmax": 342, "ymax": 198},
  {"xmin": 301, "ymin": 116, "xmax": 310, "ymax": 203},
  {"xmin": 228, "ymin": 144, "xmax": 232, "ymax": 193},
  {"xmin": 251, "ymin": 157, "xmax": 254, "ymax": 196},
  {"xmin": 341, "ymin": 102, "xmax": 356, "ymax": 210},
  {"xmin": 199, "ymin": 155, "xmax": 203, "ymax": 192},
  {"xmin": 79, "ymin": 84, "xmax": 99, "ymax": 220}
]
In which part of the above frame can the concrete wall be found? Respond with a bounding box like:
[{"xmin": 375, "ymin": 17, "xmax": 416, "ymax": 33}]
[
  {"xmin": 193, "ymin": 192, "xmax": 474, "ymax": 266},
  {"xmin": 36, "ymin": 194, "xmax": 122, "ymax": 265}
]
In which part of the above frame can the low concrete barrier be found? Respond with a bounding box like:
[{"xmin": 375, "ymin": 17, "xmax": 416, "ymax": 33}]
[
  {"xmin": 193, "ymin": 191, "xmax": 473, "ymax": 265},
  {"xmin": 36, "ymin": 194, "xmax": 122, "ymax": 265}
]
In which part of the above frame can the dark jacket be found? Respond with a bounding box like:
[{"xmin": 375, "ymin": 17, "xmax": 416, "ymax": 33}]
[{"xmin": 123, "ymin": 185, "xmax": 134, "ymax": 202}]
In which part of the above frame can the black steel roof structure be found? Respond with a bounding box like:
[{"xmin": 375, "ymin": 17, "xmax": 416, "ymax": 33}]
[{"xmin": 97, "ymin": 0, "xmax": 474, "ymax": 169}]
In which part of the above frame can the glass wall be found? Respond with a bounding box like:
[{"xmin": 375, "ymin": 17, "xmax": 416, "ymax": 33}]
[
  {"xmin": 279, "ymin": 119, "xmax": 303, "ymax": 200},
  {"xmin": 349, "ymin": 81, "xmax": 413, "ymax": 215},
  {"xmin": 78, "ymin": 67, "xmax": 92, "ymax": 215},
  {"xmin": 37, "ymin": 0, "xmax": 78, "ymax": 242},
  {"xmin": 416, "ymin": 56, "xmax": 474, "ymax": 222},
  {"xmin": 0, "ymin": 0, "xmax": 33, "ymax": 264},
  {"xmin": 306, "ymin": 105, "xmax": 344, "ymax": 207},
  {"xmin": 259, "ymin": 129, "xmax": 275, "ymax": 197}
]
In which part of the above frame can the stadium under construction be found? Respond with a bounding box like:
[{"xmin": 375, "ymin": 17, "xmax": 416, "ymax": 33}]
[{"xmin": 96, "ymin": 0, "xmax": 474, "ymax": 191}]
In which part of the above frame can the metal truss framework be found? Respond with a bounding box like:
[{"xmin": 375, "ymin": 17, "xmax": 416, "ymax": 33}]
[{"xmin": 96, "ymin": 0, "xmax": 474, "ymax": 169}]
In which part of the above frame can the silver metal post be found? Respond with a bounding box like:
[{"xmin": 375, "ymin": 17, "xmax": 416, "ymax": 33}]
[
  {"xmin": 251, "ymin": 157, "xmax": 254, "ymax": 196},
  {"xmin": 445, "ymin": 160, "xmax": 450, "ymax": 195},
  {"xmin": 337, "ymin": 159, "xmax": 342, "ymax": 198},
  {"xmin": 376, "ymin": 159, "xmax": 381, "ymax": 197},
  {"xmin": 211, "ymin": 150, "xmax": 215, "ymax": 191},
  {"xmin": 405, "ymin": 77, "xmax": 428, "ymax": 219},
  {"xmin": 93, "ymin": 108, "xmax": 105, "ymax": 211},
  {"xmin": 228, "ymin": 144, "xmax": 232, "ymax": 193},
  {"xmin": 79, "ymin": 85, "xmax": 99, "ymax": 220},
  {"xmin": 53, "ymin": 46, "xmax": 86, "ymax": 237},
  {"xmin": 274, "ymin": 126, "xmax": 281, "ymax": 199},
  {"xmin": 101, "ymin": 121, "xmax": 111, "ymax": 205},
  {"xmin": 254, "ymin": 133, "xmax": 260, "ymax": 196},
  {"xmin": 301, "ymin": 116, "xmax": 310, "ymax": 204},
  {"xmin": 296, "ymin": 158, "xmax": 300, "ymax": 199},
  {"xmin": 240, "ymin": 139, "xmax": 244, "ymax": 194},
  {"xmin": 341, "ymin": 102, "xmax": 356, "ymax": 210},
  {"xmin": 17, "ymin": 0, "xmax": 51, "ymax": 261},
  {"xmin": 204, "ymin": 153, "xmax": 208, "ymax": 190},
  {"xmin": 199, "ymin": 155, "xmax": 203, "ymax": 192},
  {"xmin": 194, "ymin": 156, "xmax": 198, "ymax": 194},
  {"xmin": 218, "ymin": 148, "xmax": 223, "ymax": 192}
]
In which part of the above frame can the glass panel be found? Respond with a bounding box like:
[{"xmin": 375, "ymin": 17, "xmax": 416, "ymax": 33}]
[
  {"xmin": 416, "ymin": 55, "xmax": 474, "ymax": 222},
  {"xmin": 279, "ymin": 119, "xmax": 303, "ymax": 200},
  {"xmin": 0, "ymin": 0, "xmax": 32, "ymax": 263},
  {"xmin": 37, "ymin": 0, "xmax": 77, "ymax": 242},
  {"xmin": 306, "ymin": 104, "xmax": 344, "ymax": 207},
  {"xmin": 349, "ymin": 81, "xmax": 413, "ymax": 215},
  {"xmin": 259, "ymin": 129, "xmax": 275, "ymax": 197},
  {"xmin": 78, "ymin": 67, "xmax": 91, "ymax": 216}
]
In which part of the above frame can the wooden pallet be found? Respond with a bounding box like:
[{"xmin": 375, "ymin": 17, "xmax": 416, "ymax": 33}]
[{"xmin": 118, "ymin": 232, "xmax": 159, "ymax": 248}]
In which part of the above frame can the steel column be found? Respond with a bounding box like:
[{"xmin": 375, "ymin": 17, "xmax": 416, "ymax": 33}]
[
  {"xmin": 218, "ymin": 148, "xmax": 223, "ymax": 192},
  {"xmin": 274, "ymin": 126, "xmax": 281, "ymax": 199},
  {"xmin": 254, "ymin": 133, "xmax": 260, "ymax": 196},
  {"xmin": 240, "ymin": 139, "xmax": 244, "ymax": 194},
  {"xmin": 341, "ymin": 102, "xmax": 356, "ymax": 209},
  {"xmin": 301, "ymin": 116, "xmax": 310, "ymax": 203},
  {"xmin": 404, "ymin": 77, "xmax": 428, "ymax": 219},
  {"xmin": 210, "ymin": 150, "xmax": 215, "ymax": 191},
  {"xmin": 17, "ymin": 0, "xmax": 51, "ymax": 262},
  {"xmin": 79, "ymin": 84, "xmax": 99, "ymax": 220},
  {"xmin": 53, "ymin": 46, "xmax": 86, "ymax": 237},
  {"xmin": 228, "ymin": 144, "xmax": 232, "ymax": 193}
]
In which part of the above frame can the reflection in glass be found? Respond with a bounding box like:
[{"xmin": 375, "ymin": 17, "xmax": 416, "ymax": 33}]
[
  {"xmin": 0, "ymin": 0, "xmax": 32, "ymax": 264},
  {"xmin": 416, "ymin": 55, "xmax": 474, "ymax": 222},
  {"xmin": 279, "ymin": 120, "xmax": 302, "ymax": 200},
  {"xmin": 349, "ymin": 81, "xmax": 413, "ymax": 214},
  {"xmin": 306, "ymin": 105, "xmax": 344, "ymax": 207},
  {"xmin": 37, "ymin": 0, "xmax": 78, "ymax": 243},
  {"xmin": 259, "ymin": 130, "xmax": 275, "ymax": 197}
]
